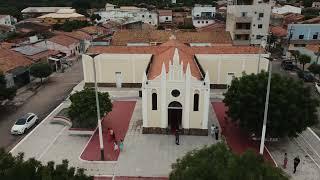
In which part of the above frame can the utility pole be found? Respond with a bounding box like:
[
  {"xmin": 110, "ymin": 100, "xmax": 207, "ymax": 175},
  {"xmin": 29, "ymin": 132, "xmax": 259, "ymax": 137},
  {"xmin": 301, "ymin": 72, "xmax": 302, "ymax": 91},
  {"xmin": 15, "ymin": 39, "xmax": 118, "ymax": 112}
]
[
  {"xmin": 259, "ymin": 57, "xmax": 273, "ymax": 155},
  {"xmin": 284, "ymin": 26, "xmax": 294, "ymax": 57},
  {"xmin": 89, "ymin": 53, "xmax": 105, "ymax": 161}
]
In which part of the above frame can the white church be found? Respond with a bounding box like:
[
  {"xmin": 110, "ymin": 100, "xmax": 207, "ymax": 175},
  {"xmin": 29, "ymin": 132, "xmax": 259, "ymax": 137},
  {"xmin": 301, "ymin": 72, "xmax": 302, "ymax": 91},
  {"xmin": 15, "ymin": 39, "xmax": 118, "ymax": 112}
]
[{"xmin": 82, "ymin": 31, "xmax": 269, "ymax": 135}]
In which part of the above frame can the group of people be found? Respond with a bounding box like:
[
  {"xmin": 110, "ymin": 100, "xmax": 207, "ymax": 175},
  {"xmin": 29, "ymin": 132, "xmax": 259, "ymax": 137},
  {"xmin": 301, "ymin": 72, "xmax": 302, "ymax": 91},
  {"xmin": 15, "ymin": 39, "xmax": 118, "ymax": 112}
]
[
  {"xmin": 108, "ymin": 128, "xmax": 124, "ymax": 152},
  {"xmin": 210, "ymin": 124, "xmax": 220, "ymax": 140},
  {"xmin": 283, "ymin": 153, "xmax": 301, "ymax": 174}
]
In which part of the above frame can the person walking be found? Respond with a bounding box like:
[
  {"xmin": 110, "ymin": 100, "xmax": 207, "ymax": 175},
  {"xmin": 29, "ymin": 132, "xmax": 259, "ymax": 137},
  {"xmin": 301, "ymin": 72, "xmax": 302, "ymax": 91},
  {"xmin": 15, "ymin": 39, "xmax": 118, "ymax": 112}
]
[
  {"xmin": 175, "ymin": 129, "xmax": 180, "ymax": 145},
  {"xmin": 293, "ymin": 156, "xmax": 300, "ymax": 173},
  {"xmin": 119, "ymin": 139, "xmax": 124, "ymax": 152},
  {"xmin": 210, "ymin": 124, "xmax": 216, "ymax": 138},
  {"xmin": 214, "ymin": 126, "xmax": 219, "ymax": 140},
  {"xmin": 283, "ymin": 153, "xmax": 288, "ymax": 169}
]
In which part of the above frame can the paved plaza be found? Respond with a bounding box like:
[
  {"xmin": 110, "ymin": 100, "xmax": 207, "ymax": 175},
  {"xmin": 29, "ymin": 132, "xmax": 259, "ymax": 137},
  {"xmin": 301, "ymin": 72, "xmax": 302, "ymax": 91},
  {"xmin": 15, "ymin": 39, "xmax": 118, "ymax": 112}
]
[
  {"xmin": 9, "ymin": 86, "xmax": 320, "ymax": 179},
  {"xmin": 10, "ymin": 87, "xmax": 220, "ymax": 177}
]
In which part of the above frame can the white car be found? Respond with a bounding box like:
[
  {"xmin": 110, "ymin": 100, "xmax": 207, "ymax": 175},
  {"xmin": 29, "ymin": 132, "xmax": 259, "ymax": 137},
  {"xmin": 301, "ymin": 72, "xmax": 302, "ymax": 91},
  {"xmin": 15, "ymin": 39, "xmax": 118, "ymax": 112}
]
[
  {"xmin": 316, "ymin": 82, "xmax": 320, "ymax": 94},
  {"xmin": 11, "ymin": 113, "xmax": 38, "ymax": 135}
]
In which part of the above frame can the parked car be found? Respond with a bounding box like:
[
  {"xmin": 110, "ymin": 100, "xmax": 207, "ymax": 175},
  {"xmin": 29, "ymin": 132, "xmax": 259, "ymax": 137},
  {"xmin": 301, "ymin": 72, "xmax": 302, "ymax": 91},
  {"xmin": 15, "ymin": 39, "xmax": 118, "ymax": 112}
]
[
  {"xmin": 316, "ymin": 82, "xmax": 320, "ymax": 94},
  {"xmin": 11, "ymin": 113, "xmax": 38, "ymax": 135},
  {"xmin": 281, "ymin": 60, "xmax": 295, "ymax": 70},
  {"xmin": 297, "ymin": 71, "xmax": 315, "ymax": 82}
]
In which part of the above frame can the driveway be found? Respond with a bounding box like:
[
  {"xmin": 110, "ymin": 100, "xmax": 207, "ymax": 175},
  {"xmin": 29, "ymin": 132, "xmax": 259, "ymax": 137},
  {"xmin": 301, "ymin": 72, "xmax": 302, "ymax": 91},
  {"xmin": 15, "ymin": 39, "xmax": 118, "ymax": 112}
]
[{"xmin": 0, "ymin": 60, "xmax": 83, "ymax": 150}]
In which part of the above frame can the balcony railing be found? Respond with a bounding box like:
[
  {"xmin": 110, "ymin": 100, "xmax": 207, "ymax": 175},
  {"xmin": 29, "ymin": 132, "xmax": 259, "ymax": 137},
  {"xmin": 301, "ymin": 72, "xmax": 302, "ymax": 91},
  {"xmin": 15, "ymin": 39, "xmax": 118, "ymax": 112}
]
[
  {"xmin": 235, "ymin": 16, "xmax": 252, "ymax": 23},
  {"xmin": 234, "ymin": 29, "xmax": 251, "ymax": 34}
]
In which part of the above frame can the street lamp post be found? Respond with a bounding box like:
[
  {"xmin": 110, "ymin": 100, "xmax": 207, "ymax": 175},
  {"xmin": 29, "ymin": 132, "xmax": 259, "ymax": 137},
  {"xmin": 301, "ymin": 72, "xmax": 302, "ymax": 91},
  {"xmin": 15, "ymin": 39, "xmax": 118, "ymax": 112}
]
[
  {"xmin": 257, "ymin": 37, "xmax": 268, "ymax": 74},
  {"xmin": 259, "ymin": 57, "xmax": 273, "ymax": 155},
  {"xmin": 89, "ymin": 53, "xmax": 105, "ymax": 160}
]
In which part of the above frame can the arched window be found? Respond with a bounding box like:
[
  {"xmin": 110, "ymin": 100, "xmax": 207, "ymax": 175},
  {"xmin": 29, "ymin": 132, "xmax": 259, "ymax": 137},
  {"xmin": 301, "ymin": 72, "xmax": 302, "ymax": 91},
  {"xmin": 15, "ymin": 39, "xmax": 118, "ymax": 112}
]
[
  {"xmin": 152, "ymin": 93, "xmax": 157, "ymax": 110},
  {"xmin": 193, "ymin": 93, "xmax": 199, "ymax": 111}
]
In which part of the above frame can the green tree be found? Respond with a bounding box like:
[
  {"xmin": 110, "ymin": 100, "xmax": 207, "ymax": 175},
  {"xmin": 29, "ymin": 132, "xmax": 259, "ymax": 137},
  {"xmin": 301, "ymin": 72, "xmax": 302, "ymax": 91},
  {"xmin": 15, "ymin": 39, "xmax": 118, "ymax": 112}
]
[
  {"xmin": 290, "ymin": 50, "xmax": 300, "ymax": 65},
  {"xmin": 308, "ymin": 63, "xmax": 320, "ymax": 79},
  {"xmin": 68, "ymin": 88, "xmax": 112, "ymax": 128},
  {"xmin": 170, "ymin": 143, "xmax": 288, "ymax": 180},
  {"xmin": 29, "ymin": 63, "xmax": 52, "ymax": 84},
  {"xmin": 0, "ymin": 72, "xmax": 16, "ymax": 101},
  {"xmin": 0, "ymin": 148, "xmax": 92, "ymax": 180},
  {"xmin": 299, "ymin": 54, "xmax": 311, "ymax": 71},
  {"xmin": 223, "ymin": 72, "xmax": 319, "ymax": 138}
]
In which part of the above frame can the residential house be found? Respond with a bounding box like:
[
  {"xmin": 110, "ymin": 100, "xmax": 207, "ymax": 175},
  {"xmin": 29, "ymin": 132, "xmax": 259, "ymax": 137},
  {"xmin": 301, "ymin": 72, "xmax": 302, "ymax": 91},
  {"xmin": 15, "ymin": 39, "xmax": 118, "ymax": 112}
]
[
  {"xmin": 192, "ymin": 4, "xmax": 216, "ymax": 28},
  {"xmin": 0, "ymin": 15, "xmax": 17, "ymax": 26},
  {"xmin": 226, "ymin": 0, "xmax": 271, "ymax": 45},
  {"xmin": 287, "ymin": 24, "xmax": 320, "ymax": 47},
  {"xmin": 172, "ymin": 11, "xmax": 192, "ymax": 27},
  {"xmin": 158, "ymin": 10, "xmax": 173, "ymax": 26},
  {"xmin": 54, "ymin": 31, "xmax": 92, "ymax": 52},
  {"xmin": 79, "ymin": 26, "xmax": 110, "ymax": 39},
  {"xmin": 21, "ymin": 7, "xmax": 72, "ymax": 18},
  {"xmin": 0, "ymin": 48, "xmax": 33, "ymax": 87},
  {"xmin": 282, "ymin": 13, "xmax": 304, "ymax": 27},
  {"xmin": 35, "ymin": 35, "xmax": 80, "ymax": 57},
  {"xmin": 38, "ymin": 9, "xmax": 86, "ymax": 25},
  {"xmin": 96, "ymin": 4, "xmax": 158, "ymax": 26},
  {"xmin": 312, "ymin": 1, "xmax": 320, "ymax": 8},
  {"xmin": 12, "ymin": 45, "xmax": 59, "ymax": 63},
  {"xmin": 15, "ymin": 21, "xmax": 52, "ymax": 35},
  {"xmin": 272, "ymin": 5, "xmax": 301, "ymax": 15},
  {"xmin": 289, "ymin": 44, "xmax": 320, "ymax": 64}
]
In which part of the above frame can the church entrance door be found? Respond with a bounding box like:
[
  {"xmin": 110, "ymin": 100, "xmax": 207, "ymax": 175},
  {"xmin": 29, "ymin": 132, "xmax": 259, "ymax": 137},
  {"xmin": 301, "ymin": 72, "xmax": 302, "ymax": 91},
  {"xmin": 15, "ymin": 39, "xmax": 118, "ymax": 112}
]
[{"xmin": 168, "ymin": 101, "xmax": 182, "ymax": 133}]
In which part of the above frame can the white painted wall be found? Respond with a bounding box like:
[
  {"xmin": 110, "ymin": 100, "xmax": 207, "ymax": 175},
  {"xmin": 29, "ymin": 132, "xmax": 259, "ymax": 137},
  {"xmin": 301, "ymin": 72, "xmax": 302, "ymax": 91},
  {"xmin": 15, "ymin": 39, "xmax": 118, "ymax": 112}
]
[
  {"xmin": 196, "ymin": 54, "xmax": 269, "ymax": 84},
  {"xmin": 82, "ymin": 53, "xmax": 151, "ymax": 84},
  {"xmin": 0, "ymin": 15, "xmax": 17, "ymax": 26},
  {"xmin": 96, "ymin": 8, "xmax": 158, "ymax": 26},
  {"xmin": 35, "ymin": 40, "xmax": 80, "ymax": 57},
  {"xmin": 272, "ymin": 5, "xmax": 301, "ymax": 15},
  {"xmin": 159, "ymin": 15, "xmax": 172, "ymax": 23}
]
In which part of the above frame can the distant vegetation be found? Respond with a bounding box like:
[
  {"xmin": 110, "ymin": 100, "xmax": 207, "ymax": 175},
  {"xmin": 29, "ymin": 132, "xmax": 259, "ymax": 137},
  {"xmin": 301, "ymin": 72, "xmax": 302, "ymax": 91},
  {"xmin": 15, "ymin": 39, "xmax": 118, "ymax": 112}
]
[{"xmin": 53, "ymin": 20, "xmax": 92, "ymax": 32}]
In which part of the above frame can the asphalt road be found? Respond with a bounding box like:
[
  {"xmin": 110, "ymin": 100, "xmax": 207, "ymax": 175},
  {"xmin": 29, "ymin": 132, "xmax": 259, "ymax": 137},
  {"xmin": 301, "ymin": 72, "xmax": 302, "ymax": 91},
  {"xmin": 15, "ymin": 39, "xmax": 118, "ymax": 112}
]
[{"xmin": 0, "ymin": 61, "xmax": 83, "ymax": 150}]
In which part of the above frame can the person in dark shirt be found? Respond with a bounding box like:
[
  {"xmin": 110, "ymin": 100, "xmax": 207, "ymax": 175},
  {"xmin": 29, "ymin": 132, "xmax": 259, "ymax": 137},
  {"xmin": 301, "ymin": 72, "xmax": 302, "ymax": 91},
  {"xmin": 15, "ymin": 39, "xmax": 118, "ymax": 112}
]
[{"xmin": 293, "ymin": 156, "xmax": 300, "ymax": 173}]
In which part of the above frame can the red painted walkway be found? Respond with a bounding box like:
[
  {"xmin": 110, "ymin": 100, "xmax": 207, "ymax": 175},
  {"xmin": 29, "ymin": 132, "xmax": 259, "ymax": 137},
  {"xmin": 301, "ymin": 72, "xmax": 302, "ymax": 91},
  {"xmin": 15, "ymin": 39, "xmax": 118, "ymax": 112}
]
[
  {"xmin": 81, "ymin": 101, "xmax": 136, "ymax": 161},
  {"xmin": 212, "ymin": 102, "xmax": 275, "ymax": 165}
]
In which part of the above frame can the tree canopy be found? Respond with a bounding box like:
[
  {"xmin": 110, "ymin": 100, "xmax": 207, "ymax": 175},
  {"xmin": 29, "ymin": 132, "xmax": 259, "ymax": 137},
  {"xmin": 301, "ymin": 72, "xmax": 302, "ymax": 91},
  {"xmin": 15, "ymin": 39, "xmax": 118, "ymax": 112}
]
[
  {"xmin": 29, "ymin": 62, "xmax": 52, "ymax": 84},
  {"xmin": 53, "ymin": 20, "xmax": 92, "ymax": 32},
  {"xmin": 170, "ymin": 143, "xmax": 288, "ymax": 180},
  {"xmin": 0, "ymin": 148, "xmax": 92, "ymax": 180},
  {"xmin": 298, "ymin": 54, "xmax": 311, "ymax": 71},
  {"xmin": 0, "ymin": 72, "xmax": 16, "ymax": 102},
  {"xmin": 308, "ymin": 63, "xmax": 320, "ymax": 79},
  {"xmin": 223, "ymin": 72, "xmax": 319, "ymax": 138},
  {"xmin": 68, "ymin": 88, "xmax": 112, "ymax": 128}
]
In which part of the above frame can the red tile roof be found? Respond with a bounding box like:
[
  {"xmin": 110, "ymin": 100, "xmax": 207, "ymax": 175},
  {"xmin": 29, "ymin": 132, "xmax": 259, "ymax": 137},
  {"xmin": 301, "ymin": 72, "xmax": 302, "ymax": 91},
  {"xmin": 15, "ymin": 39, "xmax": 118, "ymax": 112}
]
[
  {"xmin": 306, "ymin": 44, "xmax": 320, "ymax": 53},
  {"xmin": 111, "ymin": 30, "xmax": 232, "ymax": 46},
  {"xmin": 89, "ymin": 40, "xmax": 260, "ymax": 80},
  {"xmin": 270, "ymin": 26, "xmax": 287, "ymax": 37},
  {"xmin": 48, "ymin": 35, "xmax": 79, "ymax": 47},
  {"xmin": 158, "ymin": 10, "xmax": 172, "ymax": 16},
  {"xmin": 0, "ymin": 48, "xmax": 33, "ymax": 73},
  {"xmin": 55, "ymin": 30, "xmax": 92, "ymax": 40},
  {"xmin": 26, "ymin": 50, "xmax": 59, "ymax": 62}
]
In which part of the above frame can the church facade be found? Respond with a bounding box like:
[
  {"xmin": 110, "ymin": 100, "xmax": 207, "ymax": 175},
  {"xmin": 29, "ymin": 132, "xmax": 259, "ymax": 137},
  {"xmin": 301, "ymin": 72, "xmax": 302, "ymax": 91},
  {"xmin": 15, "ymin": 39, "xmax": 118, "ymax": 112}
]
[{"xmin": 82, "ymin": 37, "xmax": 269, "ymax": 135}]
